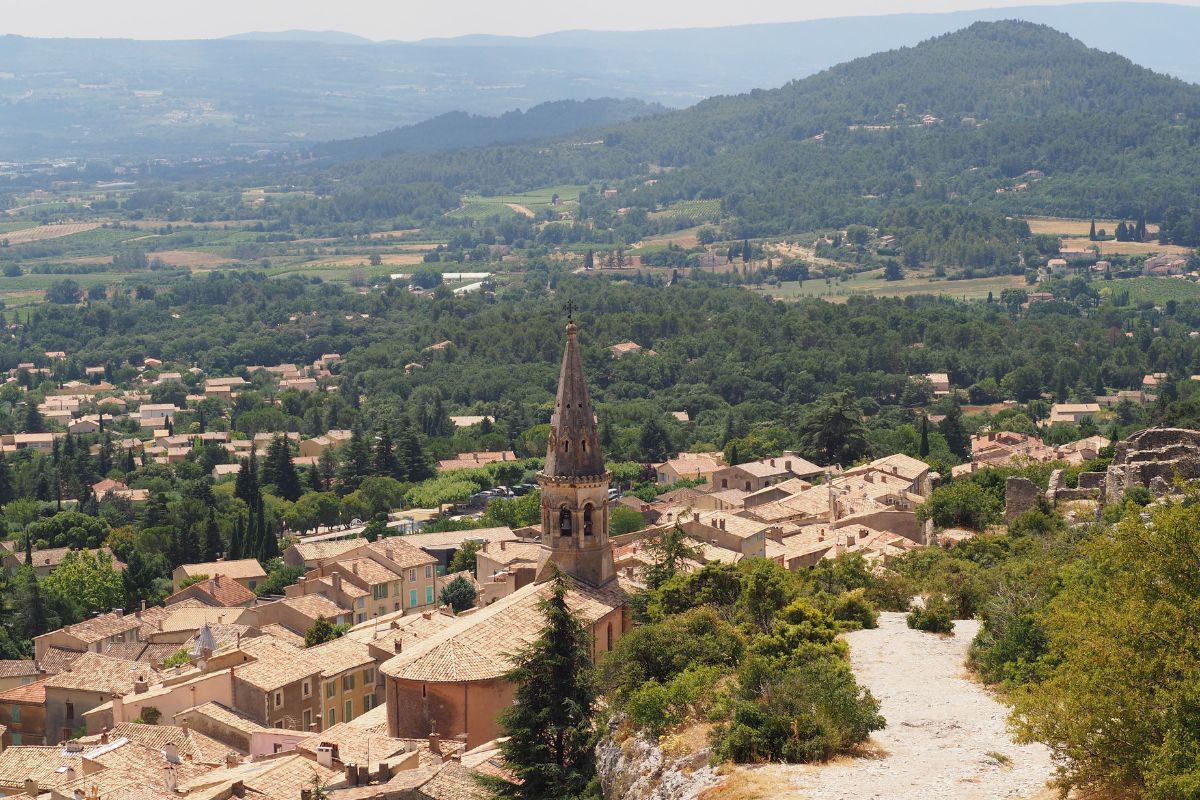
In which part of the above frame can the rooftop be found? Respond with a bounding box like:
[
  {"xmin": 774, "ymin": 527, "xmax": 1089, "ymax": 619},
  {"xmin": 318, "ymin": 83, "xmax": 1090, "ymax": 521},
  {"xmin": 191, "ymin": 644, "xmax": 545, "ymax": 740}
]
[
  {"xmin": 176, "ymin": 559, "xmax": 267, "ymax": 580},
  {"xmin": 44, "ymin": 652, "xmax": 155, "ymax": 694}
]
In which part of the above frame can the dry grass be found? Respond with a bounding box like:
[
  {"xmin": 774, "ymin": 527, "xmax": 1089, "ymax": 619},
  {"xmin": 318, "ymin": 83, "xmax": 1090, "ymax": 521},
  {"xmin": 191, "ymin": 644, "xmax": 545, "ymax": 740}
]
[
  {"xmin": 122, "ymin": 219, "xmax": 259, "ymax": 230},
  {"xmin": 368, "ymin": 229, "xmax": 422, "ymax": 239},
  {"xmin": 1, "ymin": 222, "xmax": 100, "ymax": 245},
  {"xmin": 306, "ymin": 253, "xmax": 428, "ymax": 268},
  {"xmin": 1023, "ymin": 217, "xmax": 1128, "ymax": 237},
  {"xmin": 1096, "ymin": 240, "xmax": 1192, "ymax": 256},
  {"xmin": 153, "ymin": 250, "xmax": 235, "ymax": 268},
  {"xmin": 699, "ymin": 770, "xmax": 787, "ymax": 800}
]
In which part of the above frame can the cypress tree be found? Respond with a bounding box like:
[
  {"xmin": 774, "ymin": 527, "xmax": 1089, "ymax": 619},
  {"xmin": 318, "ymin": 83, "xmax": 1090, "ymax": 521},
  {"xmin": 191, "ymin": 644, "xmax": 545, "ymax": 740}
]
[
  {"xmin": 1089, "ymin": 219, "xmax": 1097, "ymax": 241},
  {"xmin": 0, "ymin": 453, "xmax": 13, "ymax": 506},
  {"xmin": 919, "ymin": 414, "xmax": 930, "ymax": 457},
  {"xmin": 938, "ymin": 402, "xmax": 969, "ymax": 460},
  {"xmin": 742, "ymin": 239, "xmax": 751, "ymax": 264},
  {"xmin": 203, "ymin": 509, "xmax": 222, "ymax": 561},
  {"xmin": 257, "ymin": 504, "xmax": 276, "ymax": 561},
  {"xmin": 24, "ymin": 529, "xmax": 32, "ymax": 565},
  {"xmin": 234, "ymin": 454, "xmax": 260, "ymax": 507},
  {"xmin": 491, "ymin": 572, "xmax": 597, "ymax": 800},
  {"xmin": 229, "ymin": 515, "xmax": 246, "ymax": 560}
]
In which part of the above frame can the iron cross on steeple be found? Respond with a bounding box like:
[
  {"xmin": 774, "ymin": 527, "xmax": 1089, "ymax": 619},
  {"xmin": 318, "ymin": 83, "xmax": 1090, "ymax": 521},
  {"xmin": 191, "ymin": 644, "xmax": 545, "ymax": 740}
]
[{"xmin": 564, "ymin": 299, "xmax": 578, "ymax": 322}]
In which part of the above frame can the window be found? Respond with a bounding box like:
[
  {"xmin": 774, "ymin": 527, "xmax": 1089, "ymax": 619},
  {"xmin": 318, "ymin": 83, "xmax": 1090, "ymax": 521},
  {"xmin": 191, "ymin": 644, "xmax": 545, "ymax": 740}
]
[
  {"xmin": 394, "ymin": 602, "xmax": 400, "ymax": 611},
  {"xmin": 302, "ymin": 680, "xmax": 311, "ymax": 698},
  {"xmin": 356, "ymin": 598, "xmax": 364, "ymax": 609},
  {"xmin": 327, "ymin": 708, "xmax": 336, "ymax": 725},
  {"xmin": 356, "ymin": 613, "xmax": 366, "ymax": 624},
  {"xmin": 378, "ymin": 607, "xmax": 385, "ymax": 617},
  {"xmin": 342, "ymin": 674, "xmax": 356, "ymax": 692},
  {"xmin": 425, "ymin": 565, "xmax": 433, "ymax": 579},
  {"xmin": 302, "ymin": 709, "xmax": 312, "ymax": 730},
  {"xmin": 65, "ymin": 702, "xmax": 74, "ymax": 720},
  {"xmin": 10, "ymin": 733, "xmax": 20, "ymax": 745},
  {"xmin": 273, "ymin": 721, "xmax": 283, "ymax": 729},
  {"xmin": 363, "ymin": 668, "xmax": 374, "ymax": 684},
  {"xmin": 249, "ymin": 580, "xmax": 257, "ymax": 590},
  {"xmin": 274, "ymin": 691, "xmax": 283, "ymax": 709},
  {"xmin": 721, "ymin": 478, "xmax": 728, "ymax": 489},
  {"xmin": 425, "ymin": 586, "xmax": 433, "ymax": 604},
  {"xmin": 583, "ymin": 505, "xmax": 594, "ymax": 536},
  {"xmin": 363, "ymin": 694, "xmax": 375, "ymax": 712},
  {"xmin": 344, "ymin": 699, "xmax": 353, "ymax": 723},
  {"xmin": 559, "ymin": 506, "xmax": 572, "ymax": 536},
  {"xmin": 10, "ymin": 705, "xmax": 19, "ymax": 722},
  {"xmin": 408, "ymin": 569, "xmax": 416, "ymax": 582},
  {"xmin": 409, "ymin": 589, "xmax": 418, "ymax": 608},
  {"xmin": 372, "ymin": 584, "xmax": 388, "ymax": 600}
]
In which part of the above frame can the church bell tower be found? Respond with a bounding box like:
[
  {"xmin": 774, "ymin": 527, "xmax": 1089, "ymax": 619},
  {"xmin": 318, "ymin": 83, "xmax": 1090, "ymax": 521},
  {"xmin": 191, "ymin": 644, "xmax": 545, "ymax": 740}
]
[{"xmin": 536, "ymin": 319, "xmax": 615, "ymax": 587}]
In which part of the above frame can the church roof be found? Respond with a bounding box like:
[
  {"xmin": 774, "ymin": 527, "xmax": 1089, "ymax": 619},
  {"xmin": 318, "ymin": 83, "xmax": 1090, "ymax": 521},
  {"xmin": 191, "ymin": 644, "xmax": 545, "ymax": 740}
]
[{"xmin": 543, "ymin": 322, "xmax": 606, "ymax": 479}]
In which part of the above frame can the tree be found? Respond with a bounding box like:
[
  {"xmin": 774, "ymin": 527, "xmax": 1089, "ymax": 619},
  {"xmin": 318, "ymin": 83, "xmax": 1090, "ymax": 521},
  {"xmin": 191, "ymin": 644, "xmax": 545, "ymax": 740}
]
[
  {"xmin": 372, "ymin": 427, "xmax": 400, "ymax": 479},
  {"xmin": 642, "ymin": 524, "xmax": 702, "ymax": 590},
  {"xmin": 23, "ymin": 403, "xmax": 44, "ymax": 434},
  {"xmin": 918, "ymin": 414, "xmax": 930, "ymax": 457},
  {"xmin": 999, "ymin": 288, "xmax": 1028, "ymax": 317},
  {"xmin": 448, "ymin": 540, "xmax": 482, "ymax": 575},
  {"xmin": 1088, "ymin": 219, "xmax": 1097, "ymax": 241},
  {"xmin": 203, "ymin": 509, "xmax": 222, "ymax": 561},
  {"xmin": 609, "ymin": 506, "xmax": 646, "ymax": 535},
  {"xmin": 42, "ymin": 550, "xmax": 124, "ymax": 622},
  {"xmin": 938, "ymin": 401, "xmax": 969, "ymax": 460},
  {"xmin": 228, "ymin": 514, "xmax": 246, "ymax": 560},
  {"xmin": 234, "ymin": 453, "xmax": 260, "ymax": 508},
  {"xmin": 45, "ymin": 279, "xmax": 82, "ymax": 304},
  {"xmin": 440, "ymin": 575, "xmax": 477, "ymax": 613},
  {"xmin": 337, "ymin": 424, "xmax": 372, "ymax": 494},
  {"xmin": 262, "ymin": 435, "xmax": 302, "ymax": 502},
  {"xmin": 492, "ymin": 572, "xmax": 597, "ymax": 800},
  {"xmin": 917, "ymin": 480, "xmax": 1002, "ymax": 530},
  {"xmin": 397, "ymin": 422, "xmax": 433, "ymax": 482},
  {"xmin": 304, "ymin": 615, "xmax": 338, "ymax": 647},
  {"xmin": 883, "ymin": 261, "xmax": 903, "ymax": 281},
  {"xmin": 798, "ymin": 392, "xmax": 869, "ymax": 466},
  {"xmin": 637, "ymin": 417, "xmax": 672, "ymax": 463}
]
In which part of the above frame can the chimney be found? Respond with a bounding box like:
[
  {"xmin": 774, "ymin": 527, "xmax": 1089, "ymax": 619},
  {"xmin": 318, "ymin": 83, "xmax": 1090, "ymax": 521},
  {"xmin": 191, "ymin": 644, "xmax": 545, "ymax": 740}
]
[
  {"xmin": 331, "ymin": 572, "xmax": 342, "ymax": 593},
  {"xmin": 393, "ymin": 639, "xmax": 403, "ymax": 654},
  {"xmin": 140, "ymin": 600, "xmax": 147, "ymax": 613},
  {"xmin": 500, "ymin": 540, "xmax": 506, "ymax": 551},
  {"xmin": 344, "ymin": 763, "xmax": 359, "ymax": 787},
  {"xmin": 785, "ymin": 460, "xmax": 792, "ymax": 472},
  {"xmin": 134, "ymin": 676, "xmax": 149, "ymax": 693},
  {"xmin": 422, "ymin": 611, "xmax": 432, "ymax": 621},
  {"xmin": 385, "ymin": 546, "xmax": 393, "ymax": 561},
  {"xmin": 429, "ymin": 732, "xmax": 442, "ymax": 755},
  {"xmin": 449, "ymin": 748, "xmax": 462, "ymax": 763},
  {"xmin": 376, "ymin": 763, "xmax": 390, "ymax": 783},
  {"xmin": 163, "ymin": 742, "xmax": 179, "ymax": 762},
  {"xmin": 352, "ymin": 562, "xmax": 358, "ymax": 575},
  {"xmin": 231, "ymin": 780, "xmax": 245, "ymax": 797},
  {"xmin": 213, "ymin": 574, "xmax": 221, "ymax": 586},
  {"xmin": 770, "ymin": 458, "xmax": 776, "ymax": 467},
  {"xmin": 356, "ymin": 765, "xmax": 369, "ymax": 786},
  {"xmin": 114, "ymin": 608, "xmax": 123, "ymax": 618},
  {"xmin": 100, "ymin": 730, "xmax": 109, "ymax": 744},
  {"xmin": 63, "ymin": 767, "xmax": 76, "ymax": 783},
  {"xmin": 23, "ymin": 779, "xmax": 37, "ymax": 797},
  {"xmin": 315, "ymin": 746, "xmax": 334, "ymax": 769}
]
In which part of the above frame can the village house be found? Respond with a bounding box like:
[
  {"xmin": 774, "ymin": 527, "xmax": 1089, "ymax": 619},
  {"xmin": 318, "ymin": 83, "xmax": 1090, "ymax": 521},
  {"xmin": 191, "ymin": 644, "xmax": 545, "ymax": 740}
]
[
  {"xmin": 653, "ymin": 452, "xmax": 726, "ymax": 485},
  {"xmin": 3, "ymin": 546, "xmax": 125, "ymax": 578},
  {"xmin": 1143, "ymin": 254, "xmax": 1188, "ymax": 276},
  {"xmin": 434, "ymin": 450, "xmax": 518, "ymax": 472},
  {"xmin": 679, "ymin": 509, "xmax": 772, "ymax": 560},
  {"xmin": 1048, "ymin": 402, "xmax": 1102, "ymax": 425},
  {"xmin": 172, "ymin": 559, "xmax": 267, "ymax": 593},
  {"xmin": 711, "ymin": 453, "xmax": 825, "ymax": 492},
  {"xmin": 256, "ymin": 592, "xmax": 355, "ymax": 635},
  {"xmin": 44, "ymin": 652, "xmax": 156, "ymax": 743},
  {"xmin": 308, "ymin": 636, "xmax": 379, "ymax": 728},
  {"xmin": 164, "ymin": 575, "xmax": 258, "ymax": 608},
  {"xmin": 608, "ymin": 341, "xmax": 656, "ymax": 358},
  {"xmin": 925, "ymin": 372, "xmax": 951, "ymax": 397},
  {"xmin": 298, "ymin": 429, "xmax": 354, "ymax": 459},
  {"xmin": 0, "ymin": 660, "xmax": 38, "ymax": 694},
  {"xmin": 0, "ymin": 679, "xmax": 47, "ymax": 745},
  {"xmin": 229, "ymin": 638, "xmax": 325, "ymax": 732}
]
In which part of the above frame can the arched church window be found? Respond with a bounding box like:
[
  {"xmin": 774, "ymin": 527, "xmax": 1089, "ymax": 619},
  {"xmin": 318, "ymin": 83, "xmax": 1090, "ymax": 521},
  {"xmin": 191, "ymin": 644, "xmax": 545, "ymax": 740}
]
[
  {"xmin": 559, "ymin": 506, "xmax": 572, "ymax": 536},
  {"xmin": 583, "ymin": 504, "xmax": 594, "ymax": 536}
]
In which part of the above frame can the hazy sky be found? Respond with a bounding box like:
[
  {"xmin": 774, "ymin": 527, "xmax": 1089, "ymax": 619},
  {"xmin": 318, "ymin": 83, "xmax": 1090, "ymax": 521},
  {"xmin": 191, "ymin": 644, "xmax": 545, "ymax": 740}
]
[{"xmin": 3, "ymin": 0, "xmax": 1191, "ymax": 40}]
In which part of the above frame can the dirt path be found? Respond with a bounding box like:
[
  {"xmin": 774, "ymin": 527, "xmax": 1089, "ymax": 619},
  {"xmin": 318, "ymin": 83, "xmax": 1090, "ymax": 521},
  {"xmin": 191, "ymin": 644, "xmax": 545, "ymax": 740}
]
[
  {"xmin": 736, "ymin": 612, "xmax": 1056, "ymax": 799},
  {"xmin": 506, "ymin": 203, "xmax": 535, "ymax": 218}
]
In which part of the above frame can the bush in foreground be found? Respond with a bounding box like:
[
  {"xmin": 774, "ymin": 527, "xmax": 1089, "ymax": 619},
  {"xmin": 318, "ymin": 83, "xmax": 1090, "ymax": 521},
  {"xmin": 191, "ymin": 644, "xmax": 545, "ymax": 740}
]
[{"xmin": 907, "ymin": 595, "xmax": 956, "ymax": 634}]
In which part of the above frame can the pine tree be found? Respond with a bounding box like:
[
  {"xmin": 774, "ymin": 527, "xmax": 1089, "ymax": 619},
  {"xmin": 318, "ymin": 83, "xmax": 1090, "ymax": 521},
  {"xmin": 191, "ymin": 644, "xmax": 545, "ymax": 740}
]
[
  {"xmin": 492, "ymin": 573, "xmax": 597, "ymax": 800},
  {"xmin": 234, "ymin": 454, "xmax": 260, "ymax": 507},
  {"xmin": 23, "ymin": 403, "xmax": 44, "ymax": 434},
  {"xmin": 318, "ymin": 448, "xmax": 337, "ymax": 492},
  {"xmin": 919, "ymin": 415, "xmax": 930, "ymax": 457},
  {"xmin": 397, "ymin": 423, "xmax": 433, "ymax": 483},
  {"xmin": 203, "ymin": 509, "xmax": 222, "ymax": 561},
  {"xmin": 336, "ymin": 424, "xmax": 372, "ymax": 495},
  {"xmin": 262, "ymin": 435, "xmax": 302, "ymax": 502},
  {"xmin": 372, "ymin": 427, "xmax": 401, "ymax": 479},
  {"xmin": 728, "ymin": 442, "xmax": 740, "ymax": 467},
  {"xmin": 584, "ymin": 249, "xmax": 594, "ymax": 269},
  {"xmin": 257, "ymin": 504, "xmax": 276, "ymax": 561}
]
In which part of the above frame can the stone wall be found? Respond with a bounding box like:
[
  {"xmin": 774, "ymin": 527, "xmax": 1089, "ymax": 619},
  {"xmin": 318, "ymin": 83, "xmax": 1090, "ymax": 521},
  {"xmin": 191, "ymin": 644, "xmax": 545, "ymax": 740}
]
[
  {"xmin": 1106, "ymin": 428, "xmax": 1200, "ymax": 503},
  {"xmin": 1005, "ymin": 477, "xmax": 1040, "ymax": 521}
]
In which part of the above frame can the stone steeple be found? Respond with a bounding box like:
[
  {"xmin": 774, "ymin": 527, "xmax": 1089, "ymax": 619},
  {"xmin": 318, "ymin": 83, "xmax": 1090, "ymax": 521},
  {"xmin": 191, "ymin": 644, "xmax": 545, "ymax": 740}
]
[
  {"xmin": 536, "ymin": 321, "xmax": 615, "ymax": 587},
  {"xmin": 544, "ymin": 322, "xmax": 605, "ymax": 478}
]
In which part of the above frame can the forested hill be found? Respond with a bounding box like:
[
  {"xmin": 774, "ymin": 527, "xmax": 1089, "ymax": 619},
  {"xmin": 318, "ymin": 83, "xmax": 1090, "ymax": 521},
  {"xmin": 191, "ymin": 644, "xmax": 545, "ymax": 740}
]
[
  {"xmin": 315, "ymin": 98, "xmax": 665, "ymax": 159},
  {"xmin": 323, "ymin": 21, "xmax": 1200, "ymax": 234}
]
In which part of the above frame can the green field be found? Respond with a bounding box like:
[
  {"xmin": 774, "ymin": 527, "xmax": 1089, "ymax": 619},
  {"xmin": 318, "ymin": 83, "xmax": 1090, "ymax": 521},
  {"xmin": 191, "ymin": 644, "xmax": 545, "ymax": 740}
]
[
  {"xmin": 448, "ymin": 184, "xmax": 589, "ymax": 221},
  {"xmin": 649, "ymin": 199, "xmax": 721, "ymax": 223},
  {"xmin": 1109, "ymin": 277, "xmax": 1200, "ymax": 304}
]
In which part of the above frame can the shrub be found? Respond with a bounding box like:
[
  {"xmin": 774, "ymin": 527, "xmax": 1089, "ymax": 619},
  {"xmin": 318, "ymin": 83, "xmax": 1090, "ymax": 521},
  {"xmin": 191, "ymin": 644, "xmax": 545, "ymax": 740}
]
[
  {"xmin": 830, "ymin": 589, "xmax": 879, "ymax": 630},
  {"xmin": 864, "ymin": 570, "xmax": 913, "ymax": 611},
  {"xmin": 601, "ymin": 607, "xmax": 744, "ymax": 696},
  {"xmin": 907, "ymin": 595, "xmax": 956, "ymax": 634},
  {"xmin": 624, "ymin": 665, "xmax": 725, "ymax": 736}
]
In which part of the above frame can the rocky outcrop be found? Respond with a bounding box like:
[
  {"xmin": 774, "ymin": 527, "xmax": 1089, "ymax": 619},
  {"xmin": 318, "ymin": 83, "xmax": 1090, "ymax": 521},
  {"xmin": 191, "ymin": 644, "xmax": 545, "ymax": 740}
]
[
  {"xmin": 596, "ymin": 721, "xmax": 720, "ymax": 800},
  {"xmin": 1105, "ymin": 427, "xmax": 1200, "ymax": 503}
]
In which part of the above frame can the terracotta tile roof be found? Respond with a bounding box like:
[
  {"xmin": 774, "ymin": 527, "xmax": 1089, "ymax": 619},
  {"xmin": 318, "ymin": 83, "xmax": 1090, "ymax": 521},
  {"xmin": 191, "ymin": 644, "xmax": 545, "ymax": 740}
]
[
  {"xmin": 37, "ymin": 646, "xmax": 86, "ymax": 675},
  {"xmin": 295, "ymin": 722, "xmax": 406, "ymax": 766},
  {"xmin": 279, "ymin": 593, "xmax": 352, "ymax": 622},
  {"xmin": 0, "ymin": 678, "xmax": 45, "ymax": 704},
  {"xmin": 337, "ymin": 557, "xmax": 403, "ymax": 585},
  {"xmin": 176, "ymin": 558, "xmax": 266, "ymax": 581},
  {"xmin": 0, "ymin": 746, "xmax": 83, "ymax": 791},
  {"xmin": 0, "ymin": 659, "xmax": 36, "ymax": 679},
  {"xmin": 477, "ymin": 541, "xmax": 543, "ymax": 569},
  {"xmin": 239, "ymin": 753, "xmax": 341, "ymax": 799},
  {"xmin": 166, "ymin": 575, "xmax": 257, "ymax": 607},
  {"xmin": 390, "ymin": 528, "xmax": 517, "ymax": 551},
  {"xmin": 305, "ymin": 636, "xmax": 374, "ymax": 678},
  {"xmin": 155, "ymin": 606, "xmax": 253, "ymax": 633},
  {"xmin": 287, "ymin": 538, "xmax": 364, "ymax": 564},
  {"xmin": 344, "ymin": 702, "xmax": 389, "ymax": 733},
  {"xmin": 100, "ymin": 722, "xmax": 233, "ymax": 766},
  {"xmin": 258, "ymin": 623, "xmax": 306, "ymax": 648},
  {"xmin": 233, "ymin": 639, "xmax": 321, "ymax": 692},
  {"xmin": 44, "ymin": 652, "xmax": 155, "ymax": 694},
  {"xmin": 15, "ymin": 545, "xmax": 127, "ymax": 571},
  {"xmin": 381, "ymin": 578, "xmax": 625, "ymax": 684},
  {"xmin": 79, "ymin": 737, "xmax": 213, "ymax": 789},
  {"xmin": 175, "ymin": 701, "xmax": 269, "ymax": 737},
  {"xmin": 418, "ymin": 761, "xmax": 493, "ymax": 800},
  {"xmin": 133, "ymin": 597, "xmax": 208, "ymax": 636},
  {"xmin": 366, "ymin": 538, "xmax": 438, "ymax": 570},
  {"xmin": 315, "ymin": 575, "xmax": 368, "ymax": 599},
  {"xmin": 55, "ymin": 609, "xmax": 142, "ymax": 644}
]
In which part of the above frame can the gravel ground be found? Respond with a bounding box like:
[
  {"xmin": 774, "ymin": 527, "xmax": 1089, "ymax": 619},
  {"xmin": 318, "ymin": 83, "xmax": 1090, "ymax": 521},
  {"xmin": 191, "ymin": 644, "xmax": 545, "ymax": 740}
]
[{"xmin": 742, "ymin": 611, "xmax": 1056, "ymax": 800}]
